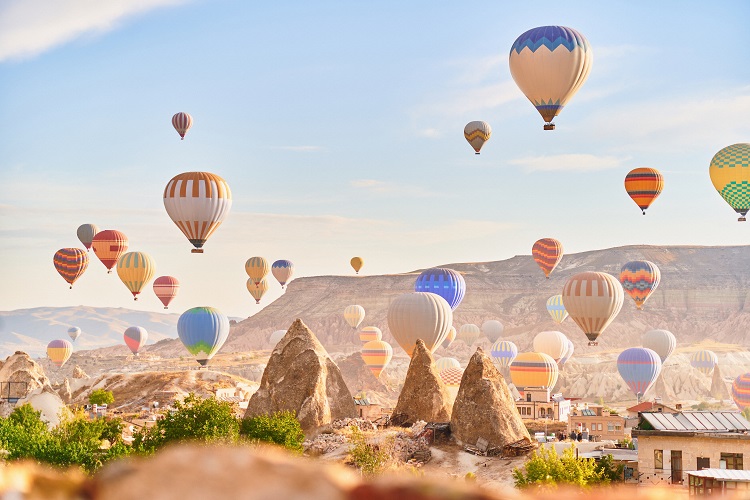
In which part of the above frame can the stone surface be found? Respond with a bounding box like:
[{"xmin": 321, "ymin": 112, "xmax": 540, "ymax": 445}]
[
  {"xmin": 72, "ymin": 365, "xmax": 90, "ymax": 379},
  {"xmin": 336, "ymin": 352, "xmax": 396, "ymax": 402},
  {"xmin": 391, "ymin": 339, "xmax": 452, "ymax": 426},
  {"xmin": 710, "ymin": 364, "xmax": 731, "ymax": 400},
  {"xmin": 244, "ymin": 319, "xmax": 356, "ymax": 431},
  {"xmin": 451, "ymin": 347, "xmax": 531, "ymax": 449},
  {"xmin": 56, "ymin": 379, "xmax": 73, "ymax": 404},
  {"xmin": 16, "ymin": 388, "xmax": 71, "ymax": 428},
  {"xmin": 0, "ymin": 351, "xmax": 51, "ymax": 395}
]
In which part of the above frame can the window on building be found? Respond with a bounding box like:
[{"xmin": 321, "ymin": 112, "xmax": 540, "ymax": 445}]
[
  {"xmin": 697, "ymin": 457, "xmax": 710, "ymax": 470},
  {"xmin": 721, "ymin": 453, "xmax": 743, "ymax": 470},
  {"xmin": 547, "ymin": 408, "xmax": 553, "ymax": 417},
  {"xmin": 527, "ymin": 393, "xmax": 532, "ymax": 402},
  {"xmin": 539, "ymin": 409, "xmax": 545, "ymax": 418},
  {"xmin": 608, "ymin": 422, "xmax": 614, "ymax": 432},
  {"xmin": 655, "ymin": 449, "xmax": 663, "ymax": 469},
  {"xmin": 615, "ymin": 424, "xmax": 622, "ymax": 431},
  {"xmin": 598, "ymin": 423, "xmax": 603, "ymax": 431}
]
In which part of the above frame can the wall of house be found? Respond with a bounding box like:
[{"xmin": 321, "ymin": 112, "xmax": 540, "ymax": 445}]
[{"xmin": 567, "ymin": 414, "xmax": 628, "ymax": 441}]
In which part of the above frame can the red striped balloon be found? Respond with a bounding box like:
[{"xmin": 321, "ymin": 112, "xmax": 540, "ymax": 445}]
[
  {"xmin": 53, "ymin": 248, "xmax": 89, "ymax": 288},
  {"xmin": 172, "ymin": 112, "xmax": 193, "ymax": 140},
  {"xmin": 624, "ymin": 168, "xmax": 664, "ymax": 215},
  {"xmin": 91, "ymin": 230, "xmax": 128, "ymax": 273},
  {"xmin": 532, "ymin": 238, "xmax": 564, "ymax": 278},
  {"xmin": 153, "ymin": 276, "xmax": 180, "ymax": 309}
]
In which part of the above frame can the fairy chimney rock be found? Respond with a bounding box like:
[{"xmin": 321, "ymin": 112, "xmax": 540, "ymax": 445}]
[
  {"xmin": 72, "ymin": 365, "xmax": 90, "ymax": 379},
  {"xmin": 0, "ymin": 352, "xmax": 51, "ymax": 395},
  {"xmin": 244, "ymin": 319, "xmax": 356, "ymax": 431},
  {"xmin": 450, "ymin": 347, "xmax": 531, "ymax": 448},
  {"xmin": 711, "ymin": 364, "xmax": 731, "ymax": 401},
  {"xmin": 391, "ymin": 339, "xmax": 452, "ymax": 426}
]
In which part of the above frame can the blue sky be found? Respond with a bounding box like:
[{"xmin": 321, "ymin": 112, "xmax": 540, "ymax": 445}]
[{"xmin": 1, "ymin": 1, "xmax": 749, "ymax": 318}]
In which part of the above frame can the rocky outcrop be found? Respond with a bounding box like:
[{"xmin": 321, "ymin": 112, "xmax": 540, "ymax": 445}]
[
  {"xmin": 244, "ymin": 319, "xmax": 356, "ymax": 431},
  {"xmin": 15, "ymin": 388, "xmax": 71, "ymax": 428},
  {"xmin": 391, "ymin": 339, "xmax": 452, "ymax": 426},
  {"xmin": 56, "ymin": 379, "xmax": 73, "ymax": 404},
  {"xmin": 337, "ymin": 352, "xmax": 396, "ymax": 399},
  {"xmin": 0, "ymin": 351, "xmax": 51, "ymax": 395},
  {"xmin": 711, "ymin": 364, "xmax": 731, "ymax": 400},
  {"xmin": 72, "ymin": 365, "xmax": 90, "ymax": 379},
  {"xmin": 451, "ymin": 347, "xmax": 530, "ymax": 449}
]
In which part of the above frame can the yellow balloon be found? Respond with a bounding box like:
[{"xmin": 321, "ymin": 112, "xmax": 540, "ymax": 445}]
[
  {"xmin": 247, "ymin": 278, "xmax": 269, "ymax": 304},
  {"xmin": 245, "ymin": 256, "xmax": 269, "ymax": 285},
  {"xmin": 350, "ymin": 256, "xmax": 364, "ymax": 274},
  {"xmin": 510, "ymin": 352, "xmax": 558, "ymax": 389},
  {"xmin": 116, "ymin": 252, "xmax": 155, "ymax": 301}
]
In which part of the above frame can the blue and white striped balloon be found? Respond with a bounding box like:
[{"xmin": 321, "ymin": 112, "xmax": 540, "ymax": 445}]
[{"xmin": 414, "ymin": 268, "xmax": 466, "ymax": 310}]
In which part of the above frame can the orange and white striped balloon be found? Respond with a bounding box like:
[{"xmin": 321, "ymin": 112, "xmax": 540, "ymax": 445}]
[
  {"xmin": 562, "ymin": 271, "xmax": 624, "ymax": 345},
  {"xmin": 172, "ymin": 112, "xmax": 193, "ymax": 140},
  {"xmin": 163, "ymin": 172, "xmax": 232, "ymax": 253},
  {"xmin": 361, "ymin": 340, "xmax": 393, "ymax": 378}
]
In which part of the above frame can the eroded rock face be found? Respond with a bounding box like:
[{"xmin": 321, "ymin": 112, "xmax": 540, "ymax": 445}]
[
  {"xmin": 0, "ymin": 351, "xmax": 51, "ymax": 395},
  {"xmin": 711, "ymin": 364, "xmax": 731, "ymax": 400},
  {"xmin": 450, "ymin": 347, "xmax": 530, "ymax": 448},
  {"xmin": 244, "ymin": 319, "xmax": 356, "ymax": 431},
  {"xmin": 391, "ymin": 339, "xmax": 452, "ymax": 426},
  {"xmin": 72, "ymin": 365, "xmax": 90, "ymax": 379},
  {"xmin": 337, "ymin": 352, "xmax": 396, "ymax": 399}
]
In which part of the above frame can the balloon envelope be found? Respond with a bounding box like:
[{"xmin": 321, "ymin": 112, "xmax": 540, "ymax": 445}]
[
  {"xmin": 67, "ymin": 327, "xmax": 81, "ymax": 342},
  {"xmin": 546, "ymin": 295, "xmax": 568, "ymax": 323},
  {"xmin": 359, "ymin": 326, "xmax": 382, "ymax": 342},
  {"xmin": 350, "ymin": 257, "xmax": 364, "ymax": 274},
  {"xmin": 482, "ymin": 320, "xmax": 504, "ymax": 343},
  {"xmin": 153, "ymin": 276, "xmax": 180, "ymax": 309},
  {"xmin": 414, "ymin": 268, "xmax": 466, "ymax": 310},
  {"xmin": 344, "ymin": 305, "xmax": 366, "ymax": 329},
  {"xmin": 464, "ymin": 121, "xmax": 491, "ymax": 153},
  {"xmin": 562, "ymin": 271, "xmax": 624, "ymax": 345},
  {"xmin": 559, "ymin": 338, "xmax": 575, "ymax": 367},
  {"xmin": 271, "ymin": 260, "xmax": 294, "ymax": 288},
  {"xmin": 532, "ymin": 238, "xmax": 563, "ymax": 278},
  {"xmin": 47, "ymin": 339, "xmax": 73, "ymax": 368},
  {"xmin": 53, "ymin": 248, "xmax": 89, "ymax": 288},
  {"xmin": 247, "ymin": 278, "xmax": 269, "ymax": 304},
  {"xmin": 732, "ymin": 373, "xmax": 750, "ymax": 410},
  {"xmin": 172, "ymin": 112, "xmax": 193, "ymax": 140},
  {"xmin": 439, "ymin": 367, "xmax": 464, "ymax": 388},
  {"xmin": 76, "ymin": 224, "xmax": 99, "ymax": 250},
  {"xmin": 457, "ymin": 324, "xmax": 480, "ymax": 346},
  {"xmin": 245, "ymin": 257, "xmax": 269, "ymax": 285},
  {"xmin": 624, "ymin": 168, "xmax": 664, "ymax": 215},
  {"xmin": 269, "ymin": 329, "xmax": 286, "ymax": 345},
  {"xmin": 490, "ymin": 340, "xmax": 518, "ymax": 369},
  {"xmin": 361, "ymin": 340, "xmax": 393, "ymax": 378},
  {"xmin": 620, "ymin": 260, "xmax": 661, "ymax": 310},
  {"xmin": 177, "ymin": 307, "xmax": 230, "ymax": 366},
  {"xmin": 91, "ymin": 230, "xmax": 128, "ymax": 272},
  {"xmin": 442, "ymin": 326, "xmax": 457, "ymax": 348},
  {"xmin": 709, "ymin": 144, "xmax": 750, "ymax": 221},
  {"xmin": 642, "ymin": 329, "xmax": 676, "ymax": 363},
  {"xmin": 436, "ymin": 357, "xmax": 461, "ymax": 372},
  {"xmin": 510, "ymin": 352, "xmax": 559, "ymax": 389},
  {"xmin": 124, "ymin": 326, "xmax": 148, "ymax": 355},
  {"xmin": 691, "ymin": 350, "xmax": 718, "ymax": 375},
  {"xmin": 117, "ymin": 251, "xmax": 155, "ymax": 300},
  {"xmin": 617, "ymin": 347, "xmax": 662, "ymax": 399},
  {"xmin": 387, "ymin": 292, "xmax": 452, "ymax": 357},
  {"xmin": 533, "ymin": 331, "xmax": 568, "ymax": 362}
]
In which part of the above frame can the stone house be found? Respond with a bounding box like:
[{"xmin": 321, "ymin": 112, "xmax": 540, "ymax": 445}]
[
  {"xmin": 632, "ymin": 411, "xmax": 750, "ymax": 487},
  {"xmin": 625, "ymin": 400, "xmax": 679, "ymax": 418},
  {"xmin": 567, "ymin": 403, "xmax": 635, "ymax": 442},
  {"xmin": 353, "ymin": 396, "xmax": 382, "ymax": 421},
  {"xmin": 514, "ymin": 387, "xmax": 570, "ymax": 422}
]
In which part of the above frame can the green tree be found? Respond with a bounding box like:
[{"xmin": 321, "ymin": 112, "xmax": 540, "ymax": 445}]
[
  {"xmin": 133, "ymin": 393, "xmax": 239, "ymax": 454},
  {"xmin": 595, "ymin": 454, "xmax": 625, "ymax": 482},
  {"xmin": 513, "ymin": 445, "xmax": 609, "ymax": 490},
  {"xmin": 240, "ymin": 411, "xmax": 304, "ymax": 452},
  {"xmin": 347, "ymin": 426, "xmax": 391, "ymax": 476},
  {"xmin": 89, "ymin": 389, "xmax": 114, "ymax": 406},
  {"xmin": 0, "ymin": 404, "xmax": 50, "ymax": 460},
  {"xmin": 742, "ymin": 407, "xmax": 750, "ymax": 421}
]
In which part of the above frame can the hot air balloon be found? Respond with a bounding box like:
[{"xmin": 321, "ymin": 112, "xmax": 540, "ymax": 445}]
[
  {"xmin": 436, "ymin": 357, "xmax": 461, "ymax": 372},
  {"xmin": 116, "ymin": 251, "xmax": 155, "ymax": 300},
  {"xmin": 269, "ymin": 329, "xmax": 286, "ymax": 345},
  {"xmin": 510, "ymin": 352, "xmax": 559, "ymax": 389},
  {"xmin": 68, "ymin": 327, "xmax": 81, "ymax": 342},
  {"xmin": 91, "ymin": 230, "xmax": 128, "ymax": 273},
  {"xmin": 172, "ymin": 112, "xmax": 193, "ymax": 140},
  {"xmin": 53, "ymin": 248, "xmax": 89, "ymax": 288},
  {"xmin": 546, "ymin": 295, "xmax": 568, "ymax": 323},
  {"xmin": 457, "ymin": 324, "xmax": 481, "ymax": 346},
  {"xmin": 562, "ymin": 271, "xmax": 624, "ymax": 345},
  {"xmin": 387, "ymin": 292, "xmax": 453, "ymax": 357},
  {"xmin": 620, "ymin": 260, "xmax": 661, "ymax": 310},
  {"xmin": 177, "ymin": 306, "xmax": 230, "ymax": 366},
  {"xmin": 442, "ymin": 326, "xmax": 457, "ymax": 348},
  {"xmin": 153, "ymin": 276, "xmax": 180, "ymax": 309},
  {"xmin": 350, "ymin": 257, "xmax": 364, "ymax": 274},
  {"xmin": 559, "ymin": 338, "xmax": 575, "ymax": 367},
  {"xmin": 732, "ymin": 374, "xmax": 750, "ymax": 410},
  {"xmin": 76, "ymin": 224, "xmax": 99, "ymax": 251},
  {"xmin": 359, "ymin": 326, "xmax": 382, "ymax": 342},
  {"xmin": 642, "ymin": 329, "xmax": 676, "ymax": 363},
  {"xmin": 690, "ymin": 350, "xmax": 718, "ymax": 375},
  {"xmin": 490, "ymin": 340, "xmax": 518, "ymax": 369},
  {"xmin": 413, "ymin": 268, "xmax": 466, "ymax": 310},
  {"xmin": 124, "ymin": 326, "xmax": 148, "ymax": 356},
  {"xmin": 361, "ymin": 340, "xmax": 393, "ymax": 378},
  {"xmin": 163, "ymin": 172, "xmax": 232, "ymax": 253},
  {"xmin": 47, "ymin": 339, "xmax": 72, "ymax": 368},
  {"xmin": 439, "ymin": 366, "xmax": 464, "ymax": 398},
  {"xmin": 271, "ymin": 260, "xmax": 294, "ymax": 288},
  {"xmin": 533, "ymin": 331, "xmax": 568, "ymax": 362},
  {"xmin": 245, "ymin": 257, "xmax": 269, "ymax": 286},
  {"xmin": 481, "ymin": 320, "xmax": 504, "ymax": 343},
  {"xmin": 247, "ymin": 278, "xmax": 269, "ymax": 304},
  {"xmin": 617, "ymin": 347, "xmax": 662, "ymax": 401},
  {"xmin": 624, "ymin": 168, "xmax": 664, "ymax": 215},
  {"xmin": 532, "ymin": 238, "xmax": 563, "ymax": 278},
  {"xmin": 709, "ymin": 144, "xmax": 750, "ymax": 221},
  {"xmin": 509, "ymin": 26, "xmax": 592, "ymax": 130},
  {"xmin": 464, "ymin": 121, "xmax": 492, "ymax": 154},
  {"xmin": 344, "ymin": 305, "xmax": 366, "ymax": 329}
]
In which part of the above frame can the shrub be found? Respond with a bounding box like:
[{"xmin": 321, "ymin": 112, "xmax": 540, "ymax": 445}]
[
  {"xmin": 89, "ymin": 389, "xmax": 114, "ymax": 406},
  {"xmin": 348, "ymin": 426, "xmax": 390, "ymax": 476},
  {"xmin": 742, "ymin": 407, "xmax": 750, "ymax": 421},
  {"xmin": 513, "ymin": 445, "xmax": 608, "ymax": 490},
  {"xmin": 239, "ymin": 411, "xmax": 304, "ymax": 452}
]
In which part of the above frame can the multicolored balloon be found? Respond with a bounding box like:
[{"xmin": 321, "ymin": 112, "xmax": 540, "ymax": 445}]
[
  {"xmin": 177, "ymin": 306, "xmax": 230, "ymax": 366},
  {"xmin": 464, "ymin": 121, "xmax": 492, "ymax": 154},
  {"xmin": 350, "ymin": 257, "xmax": 364, "ymax": 274},
  {"xmin": 457, "ymin": 324, "xmax": 481, "ymax": 346},
  {"xmin": 617, "ymin": 347, "xmax": 661, "ymax": 399},
  {"xmin": 709, "ymin": 144, "xmax": 750, "ymax": 221},
  {"xmin": 53, "ymin": 248, "xmax": 89, "ymax": 288},
  {"xmin": 559, "ymin": 338, "xmax": 575, "ymax": 367},
  {"xmin": 481, "ymin": 320, "xmax": 504, "ymax": 343},
  {"xmin": 413, "ymin": 268, "xmax": 466, "ymax": 310},
  {"xmin": 123, "ymin": 326, "xmax": 148, "ymax": 356},
  {"xmin": 67, "ymin": 327, "xmax": 81, "ymax": 342},
  {"xmin": 47, "ymin": 339, "xmax": 73, "ymax": 368},
  {"xmin": 361, "ymin": 340, "xmax": 393, "ymax": 378},
  {"xmin": 172, "ymin": 112, "xmax": 193, "ymax": 140},
  {"xmin": 269, "ymin": 329, "xmax": 286, "ymax": 345},
  {"xmin": 247, "ymin": 278, "xmax": 269, "ymax": 304},
  {"xmin": 245, "ymin": 257, "xmax": 270, "ymax": 286},
  {"xmin": 271, "ymin": 260, "xmax": 294, "ymax": 288},
  {"xmin": 490, "ymin": 340, "xmax": 518, "ymax": 369},
  {"xmin": 546, "ymin": 295, "xmax": 568, "ymax": 323},
  {"xmin": 153, "ymin": 276, "xmax": 180, "ymax": 309},
  {"xmin": 620, "ymin": 260, "xmax": 661, "ymax": 310},
  {"xmin": 690, "ymin": 350, "xmax": 718, "ymax": 375},
  {"xmin": 344, "ymin": 305, "xmax": 366, "ymax": 329},
  {"xmin": 532, "ymin": 238, "xmax": 563, "ymax": 278},
  {"xmin": 91, "ymin": 230, "xmax": 128, "ymax": 273},
  {"xmin": 76, "ymin": 224, "xmax": 99, "ymax": 251},
  {"xmin": 533, "ymin": 331, "xmax": 568, "ymax": 362},
  {"xmin": 642, "ymin": 329, "xmax": 676, "ymax": 363},
  {"xmin": 387, "ymin": 292, "xmax": 453, "ymax": 357},
  {"xmin": 163, "ymin": 172, "xmax": 232, "ymax": 253},
  {"xmin": 359, "ymin": 326, "xmax": 382, "ymax": 342},
  {"xmin": 562, "ymin": 271, "xmax": 624, "ymax": 345},
  {"xmin": 436, "ymin": 357, "xmax": 461, "ymax": 372},
  {"xmin": 442, "ymin": 326, "xmax": 457, "ymax": 348},
  {"xmin": 732, "ymin": 373, "xmax": 750, "ymax": 410},
  {"xmin": 509, "ymin": 352, "xmax": 559, "ymax": 390},
  {"xmin": 116, "ymin": 251, "xmax": 155, "ymax": 300},
  {"xmin": 509, "ymin": 26, "xmax": 592, "ymax": 130},
  {"xmin": 624, "ymin": 168, "xmax": 664, "ymax": 215}
]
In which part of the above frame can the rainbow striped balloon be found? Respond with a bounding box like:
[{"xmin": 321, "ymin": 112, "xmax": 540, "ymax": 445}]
[
  {"xmin": 359, "ymin": 326, "xmax": 382, "ymax": 342},
  {"xmin": 53, "ymin": 248, "xmax": 89, "ymax": 288},
  {"xmin": 546, "ymin": 295, "xmax": 568, "ymax": 323},
  {"xmin": 510, "ymin": 352, "xmax": 558, "ymax": 389},
  {"xmin": 490, "ymin": 340, "xmax": 518, "ymax": 369},
  {"xmin": 620, "ymin": 260, "xmax": 661, "ymax": 310},
  {"xmin": 690, "ymin": 350, "xmax": 718, "ymax": 375},
  {"xmin": 361, "ymin": 340, "xmax": 393, "ymax": 378},
  {"xmin": 617, "ymin": 347, "xmax": 661, "ymax": 399},
  {"xmin": 532, "ymin": 238, "xmax": 563, "ymax": 278},
  {"xmin": 624, "ymin": 168, "xmax": 664, "ymax": 215},
  {"xmin": 47, "ymin": 339, "xmax": 73, "ymax": 368},
  {"xmin": 732, "ymin": 373, "xmax": 750, "ymax": 410}
]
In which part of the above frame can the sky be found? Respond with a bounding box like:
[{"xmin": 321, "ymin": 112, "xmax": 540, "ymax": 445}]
[{"xmin": 1, "ymin": 1, "xmax": 749, "ymax": 319}]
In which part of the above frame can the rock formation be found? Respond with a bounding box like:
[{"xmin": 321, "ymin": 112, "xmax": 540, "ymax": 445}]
[
  {"xmin": 244, "ymin": 319, "xmax": 356, "ymax": 431},
  {"xmin": 72, "ymin": 365, "xmax": 90, "ymax": 379},
  {"xmin": 391, "ymin": 339, "xmax": 452, "ymax": 426},
  {"xmin": 0, "ymin": 351, "xmax": 51, "ymax": 395},
  {"xmin": 56, "ymin": 379, "xmax": 73, "ymax": 404},
  {"xmin": 336, "ymin": 352, "xmax": 396, "ymax": 400},
  {"xmin": 15, "ymin": 388, "xmax": 71, "ymax": 428},
  {"xmin": 451, "ymin": 347, "xmax": 530, "ymax": 449},
  {"xmin": 711, "ymin": 364, "xmax": 731, "ymax": 400}
]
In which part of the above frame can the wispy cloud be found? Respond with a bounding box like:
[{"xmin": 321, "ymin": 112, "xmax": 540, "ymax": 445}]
[
  {"xmin": 509, "ymin": 154, "xmax": 627, "ymax": 172},
  {"xmin": 0, "ymin": 0, "xmax": 188, "ymax": 62},
  {"xmin": 350, "ymin": 179, "xmax": 438, "ymax": 198},
  {"xmin": 274, "ymin": 146, "xmax": 324, "ymax": 152}
]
